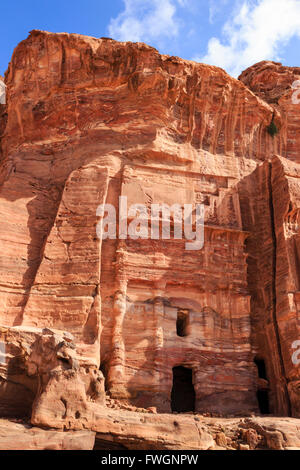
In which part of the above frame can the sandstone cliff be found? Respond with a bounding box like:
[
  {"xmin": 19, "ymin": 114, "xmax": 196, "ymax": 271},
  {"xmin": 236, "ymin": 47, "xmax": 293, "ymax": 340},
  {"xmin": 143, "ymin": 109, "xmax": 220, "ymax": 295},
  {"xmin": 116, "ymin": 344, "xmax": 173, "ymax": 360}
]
[{"xmin": 0, "ymin": 30, "xmax": 300, "ymax": 450}]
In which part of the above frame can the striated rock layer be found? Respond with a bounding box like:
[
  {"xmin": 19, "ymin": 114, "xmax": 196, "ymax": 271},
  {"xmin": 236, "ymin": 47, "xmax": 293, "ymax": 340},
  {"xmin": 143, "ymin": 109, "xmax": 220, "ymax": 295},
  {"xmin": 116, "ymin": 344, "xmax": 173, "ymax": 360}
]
[{"xmin": 0, "ymin": 31, "xmax": 300, "ymax": 449}]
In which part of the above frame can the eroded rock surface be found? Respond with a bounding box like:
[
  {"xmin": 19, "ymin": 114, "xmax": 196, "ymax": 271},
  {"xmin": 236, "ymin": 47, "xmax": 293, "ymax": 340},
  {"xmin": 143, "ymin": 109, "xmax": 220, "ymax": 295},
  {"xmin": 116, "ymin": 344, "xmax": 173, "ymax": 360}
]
[{"xmin": 0, "ymin": 418, "xmax": 95, "ymax": 450}]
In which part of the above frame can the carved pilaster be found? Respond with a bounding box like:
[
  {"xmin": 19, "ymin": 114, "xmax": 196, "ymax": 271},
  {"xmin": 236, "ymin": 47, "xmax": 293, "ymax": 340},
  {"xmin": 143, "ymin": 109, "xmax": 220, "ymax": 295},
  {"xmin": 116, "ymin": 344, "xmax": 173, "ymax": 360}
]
[{"xmin": 108, "ymin": 245, "xmax": 128, "ymax": 398}]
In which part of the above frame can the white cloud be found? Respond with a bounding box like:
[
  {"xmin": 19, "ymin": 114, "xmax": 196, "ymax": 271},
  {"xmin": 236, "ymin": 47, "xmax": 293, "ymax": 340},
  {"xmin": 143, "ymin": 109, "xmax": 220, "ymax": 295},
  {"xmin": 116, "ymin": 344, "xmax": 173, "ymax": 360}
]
[
  {"xmin": 108, "ymin": 0, "xmax": 182, "ymax": 43},
  {"xmin": 196, "ymin": 0, "xmax": 300, "ymax": 77}
]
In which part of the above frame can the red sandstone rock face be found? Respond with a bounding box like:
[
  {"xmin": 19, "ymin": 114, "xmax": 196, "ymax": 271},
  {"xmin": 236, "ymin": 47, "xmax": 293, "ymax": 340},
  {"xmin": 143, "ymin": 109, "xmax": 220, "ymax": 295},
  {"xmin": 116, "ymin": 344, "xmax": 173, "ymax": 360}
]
[
  {"xmin": 0, "ymin": 31, "xmax": 300, "ymax": 449},
  {"xmin": 239, "ymin": 63, "xmax": 300, "ymax": 417},
  {"xmin": 240, "ymin": 61, "xmax": 300, "ymax": 162}
]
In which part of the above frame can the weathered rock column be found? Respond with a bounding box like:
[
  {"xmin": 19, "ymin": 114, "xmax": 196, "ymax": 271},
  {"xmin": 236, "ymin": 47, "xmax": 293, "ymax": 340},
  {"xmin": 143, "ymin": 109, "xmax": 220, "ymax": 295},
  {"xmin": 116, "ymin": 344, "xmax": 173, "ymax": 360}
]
[
  {"xmin": 152, "ymin": 282, "xmax": 168, "ymax": 411},
  {"xmin": 107, "ymin": 246, "xmax": 128, "ymax": 398}
]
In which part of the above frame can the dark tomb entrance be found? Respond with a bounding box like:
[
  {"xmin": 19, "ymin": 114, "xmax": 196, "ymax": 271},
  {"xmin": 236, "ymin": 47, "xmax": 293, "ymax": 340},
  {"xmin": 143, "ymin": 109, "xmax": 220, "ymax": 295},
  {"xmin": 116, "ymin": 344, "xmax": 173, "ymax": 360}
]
[
  {"xmin": 254, "ymin": 357, "xmax": 267, "ymax": 380},
  {"xmin": 254, "ymin": 357, "xmax": 270, "ymax": 414},
  {"xmin": 256, "ymin": 390, "xmax": 270, "ymax": 414},
  {"xmin": 171, "ymin": 366, "xmax": 195, "ymax": 412}
]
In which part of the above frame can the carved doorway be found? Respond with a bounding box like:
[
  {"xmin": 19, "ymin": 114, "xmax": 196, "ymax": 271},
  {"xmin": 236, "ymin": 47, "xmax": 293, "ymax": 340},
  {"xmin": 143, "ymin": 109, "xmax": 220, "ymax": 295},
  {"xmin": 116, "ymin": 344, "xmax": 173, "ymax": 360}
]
[{"xmin": 171, "ymin": 366, "xmax": 195, "ymax": 412}]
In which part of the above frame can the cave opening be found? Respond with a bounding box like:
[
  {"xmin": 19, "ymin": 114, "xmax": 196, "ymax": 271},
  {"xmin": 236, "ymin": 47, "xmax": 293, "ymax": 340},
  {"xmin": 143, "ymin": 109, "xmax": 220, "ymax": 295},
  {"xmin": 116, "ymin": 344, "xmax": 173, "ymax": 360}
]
[
  {"xmin": 171, "ymin": 366, "xmax": 195, "ymax": 413},
  {"xmin": 257, "ymin": 390, "xmax": 270, "ymax": 415},
  {"xmin": 176, "ymin": 309, "xmax": 189, "ymax": 337}
]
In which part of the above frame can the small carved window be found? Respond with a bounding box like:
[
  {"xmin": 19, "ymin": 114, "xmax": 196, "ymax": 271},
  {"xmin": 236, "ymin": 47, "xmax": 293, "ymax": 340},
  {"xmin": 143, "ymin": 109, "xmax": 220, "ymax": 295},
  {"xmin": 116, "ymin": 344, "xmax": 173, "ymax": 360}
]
[{"xmin": 176, "ymin": 309, "xmax": 189, "ymax": 337}]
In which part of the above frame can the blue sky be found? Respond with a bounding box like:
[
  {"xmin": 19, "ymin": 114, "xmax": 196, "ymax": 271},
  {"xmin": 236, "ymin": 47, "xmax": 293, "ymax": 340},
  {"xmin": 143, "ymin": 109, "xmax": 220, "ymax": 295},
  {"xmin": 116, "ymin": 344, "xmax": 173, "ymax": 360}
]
[{"xmin": 1, "ymin": 0, "xmax": 300, "ymax": 78}]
